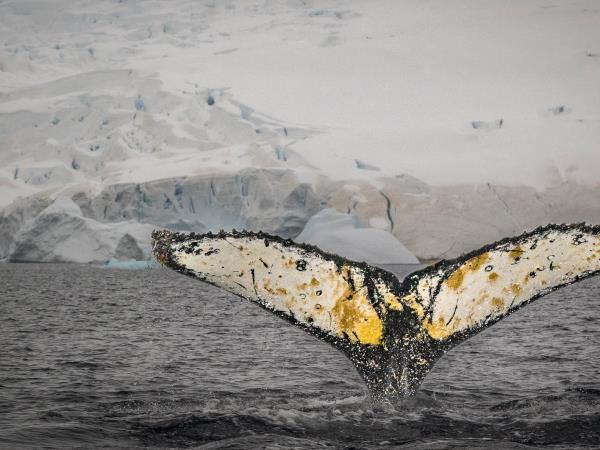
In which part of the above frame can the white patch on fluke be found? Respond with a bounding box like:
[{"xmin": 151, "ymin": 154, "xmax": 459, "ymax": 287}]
[
  {"xmin": 173, "ymin": 236, "xmax": 385, "ymax": 345},
  {"xmin": 417, "ymin": 228, "xmax": 600, "ymax": 340}
]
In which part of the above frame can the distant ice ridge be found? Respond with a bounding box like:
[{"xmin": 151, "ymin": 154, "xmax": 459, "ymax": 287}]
[
  {"xmin": 2, "ymin": 172, "xmax": 600, "ymax": 264},
  {"xmin": 0, "ymin": 168, "xmax": 322, "ymax": 264},
  {"xmin": 295, "ymin": 209, "xmax": 419, "ymax": 265}
]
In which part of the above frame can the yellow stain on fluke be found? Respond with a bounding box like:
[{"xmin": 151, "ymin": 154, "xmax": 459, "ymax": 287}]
[
  {"xmin": 401, "ymin": 293, "xmax": 425, "ymax": 320},
  {"xmin": 423, "ymin": 253, "xmax": 491, "ymax": 340},
  {"xmin": 330, "ymin": 266, "xmax": 383, "ymax": 345},
  {"xmin": 424, "ymin": 317, "xmax": 452, "ymax": 340},
  {"xmin": 383, "ymin": 292, "xmax": 404, "ymax": 312},
  {"xmin": 511, "ymin": 283, "xmax": 522, "ymax": 296},
  {"xmin": 445, "ymin": 253, "xmax": 489, "ymax": 291},
  {"xmin": 376, "ymin": 282, "xmax": 404, "ymax": 312},
  {"xmin": 332, "ymin": 295, "xmax": 383, "ymax": 345},
  {"xmin": 491, "ymin": 297, "xmax": 505, "ymax": 311},
  {"xmin": 509, "ymin": 245, "xmax": 524, "ymax": 261}
]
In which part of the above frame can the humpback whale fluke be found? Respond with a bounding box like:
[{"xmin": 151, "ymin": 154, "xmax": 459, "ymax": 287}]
[{"xmin": 152, "ymin": 223, "xmax": 600, "ymax": 398}]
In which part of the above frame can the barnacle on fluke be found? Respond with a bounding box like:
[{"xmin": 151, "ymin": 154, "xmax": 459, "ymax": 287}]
[{"xmin": 151, "ymin": 223, "xmax": 600, "ymax": 398}]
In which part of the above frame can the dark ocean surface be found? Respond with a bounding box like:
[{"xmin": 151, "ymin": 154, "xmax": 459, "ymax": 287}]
[{"xmin": 1, "ymin": 263, "xmax": 599, "ymax": 449}]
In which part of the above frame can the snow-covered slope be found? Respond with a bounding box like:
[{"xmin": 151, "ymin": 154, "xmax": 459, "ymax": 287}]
[
  {"xmin": 295, "ymin": 209, "xmax": 419, "ymax": 264},
  {"xmin": 1, "ymin": 0, "xmax": 599, "ymax": 263}
]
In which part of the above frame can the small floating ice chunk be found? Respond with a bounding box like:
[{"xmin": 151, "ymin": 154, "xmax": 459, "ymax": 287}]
[
  {"xmin": 548, "ymin": 105, "xmax": 570, "ymax": 115},
  {"xmin": 104, "ymin": 259, "xmax": 158, "ymax": 270},
  {"xmin": 355, "ymin": 159, "xmax": 380, "ymax": 171},
  {"xmin": 472, "ymin": 119, "xmax": 503, "ymax": 130}
]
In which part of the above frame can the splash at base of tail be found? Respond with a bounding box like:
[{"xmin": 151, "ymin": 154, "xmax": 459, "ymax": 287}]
[{"xmin": 152, "ymin": 224, "xmax": 600, "ymax": 398}]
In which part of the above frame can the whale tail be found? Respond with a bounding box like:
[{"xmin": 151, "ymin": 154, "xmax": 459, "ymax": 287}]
[{"xmin": 152, "ymin": 223, "xmax": 600, "ymax": 398}]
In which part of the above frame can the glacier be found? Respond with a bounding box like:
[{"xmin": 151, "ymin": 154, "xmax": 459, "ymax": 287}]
[{"xmin": 1, "ymin": 0, "xmax": 600, "ymax": 264}]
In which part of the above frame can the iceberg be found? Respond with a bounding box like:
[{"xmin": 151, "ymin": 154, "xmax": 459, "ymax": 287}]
[
  {"xmin": 6, "ymin": 196, "xmax": 155, "ymax": 264},
  {"xmin": 295, "ymin": 209, "xmax": 419, "ymax": 265},
  {"xmin": 103, "ymin": 259, "xmax": 159, "ymax": 270}
]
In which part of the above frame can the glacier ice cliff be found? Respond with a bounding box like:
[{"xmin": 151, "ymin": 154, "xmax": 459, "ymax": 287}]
[{"xmin": 2, "ymin": 172, "xmax": 599, "ymax": 264}]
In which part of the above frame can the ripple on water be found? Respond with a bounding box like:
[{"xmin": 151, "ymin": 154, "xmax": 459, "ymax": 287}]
[{"xmin": 0, "ymin": 263, "xmax": 599, "ymax": 449}]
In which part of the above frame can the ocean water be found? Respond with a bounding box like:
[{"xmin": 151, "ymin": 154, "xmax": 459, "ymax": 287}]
[{"xmin": 1, "ymin": 263, "xmax": 599, "ymax": 449}]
